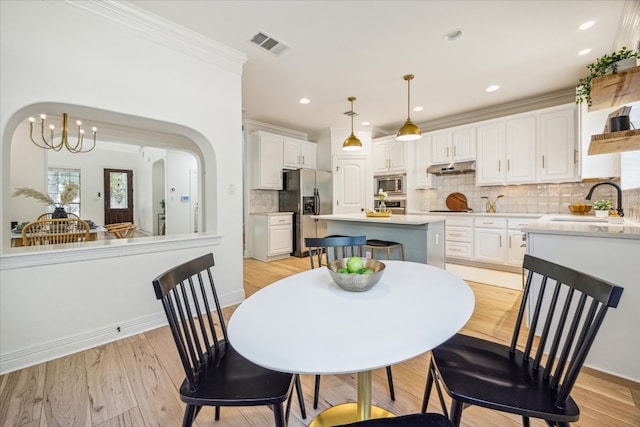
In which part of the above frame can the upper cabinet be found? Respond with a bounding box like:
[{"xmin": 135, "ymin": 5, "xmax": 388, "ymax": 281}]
[
  {"xmin": 372, "ymin": 136, "xmax": 406, "ymax": 174},
  {"xmin": 476, "ymin": 115, "xmax": 536, "ymax": 185},
  {"xmin": 283, "ymin": 138, "xmax": 317, "ymax": 169},
  {"xmin": 430, "ymin": 126, "xmax": 476, "ymax": 164},
  {"xmin": 414, "ymin": 137, "xmax": 433, "ymax": 189},
  {"xmin": 476, "ymin": 104, "xmax": 578, "ymax": 186},
  {"xmin": 538, "ymin": 105, "xmax": 578, "ymax": 182},
  {"xmin": 250, "ymin": 131, "xmax": 283, "ymax": 190}
]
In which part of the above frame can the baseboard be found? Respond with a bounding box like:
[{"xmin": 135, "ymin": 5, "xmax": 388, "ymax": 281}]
[
  {"xmin": 0, "ymin": 289, "xmax": 246, "ymax": 375},
  {"xmin": 446, "ymin": 263, "xmax": 523, "ymax": 290}
]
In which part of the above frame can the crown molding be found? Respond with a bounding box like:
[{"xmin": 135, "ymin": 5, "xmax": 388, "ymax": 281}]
[
  {"xmin": 53, "ymin": 0, "xmax": 247, "ymax": 74},
  {"xmin": 418, "ymin": 88, "xmax": 576, "ymax": 132}
]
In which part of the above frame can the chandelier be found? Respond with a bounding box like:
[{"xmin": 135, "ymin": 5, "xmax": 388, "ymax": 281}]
[
  {"xmin": 28, "ymin": 113, "xmax": 97, "ymax": 153},
  {"xmin": 396, "ymin": 74, "xmax": 422, "ymax": 141}
]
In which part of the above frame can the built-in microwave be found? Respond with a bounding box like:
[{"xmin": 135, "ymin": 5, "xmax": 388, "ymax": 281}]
[{"xmin": 374, "ymin": 174, "xmax": 405, "ymax": 196}]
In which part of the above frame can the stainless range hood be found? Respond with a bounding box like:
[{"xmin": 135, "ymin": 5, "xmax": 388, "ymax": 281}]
[{"xmin": 427, "ymin": 160, "xmax": 476, "ymax": 175}]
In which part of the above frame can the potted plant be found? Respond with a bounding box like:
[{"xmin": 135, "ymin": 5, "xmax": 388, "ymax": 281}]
[
  {"xmin": 576, "ymin": 47, "xmax": 639, "ymax": 106},
  {"xmin": 13, "ymin": 183, "xmax": 79, "ymax": 218},
  {"xmin": 593, "ymin": 199, "xmax": 611, "ymax": 217}
]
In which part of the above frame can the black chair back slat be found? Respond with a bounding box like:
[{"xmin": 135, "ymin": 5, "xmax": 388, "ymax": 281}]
[
  {"xmin": 305, "ymin": 236, "xmax": 366, "ymax": 268},
  {"xmin": 163, "ymin": 296, "xmax": 198, "ymax": 390},
  {"xmin": 532, "ymin": 280, "xmax": 562, "ymax": 370},
  {"xmin": 194, "ymin": 271, "xmax": 219, "ymax": 352},
  {"xmin": 522, "ymin": 274, "xmax": 548, "ymax": 360},
  {"xmin": 180, "ymin": 278, "xmax": 208, "ymax": 369},
  {"xmin": 550, "ymin": 293, "xmax": 587, "ymax": 391},
  {"xmin": 509, "ymin": 267, "xmax": 533, "ymax": 354}
]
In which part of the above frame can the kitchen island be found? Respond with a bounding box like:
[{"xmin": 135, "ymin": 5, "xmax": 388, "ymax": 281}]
[
  {"xmin": 313, "ymin": 213, "xmax": 446, "ymax": 268},
  {"xmin": 523, "ymin": 214, "xmax": 640, "ymax": 382}
]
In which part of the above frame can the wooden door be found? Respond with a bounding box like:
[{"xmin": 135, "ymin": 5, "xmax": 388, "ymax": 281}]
[{"xmin": 104, "ymin": 169, "xmax": 134, "ymax": 225}]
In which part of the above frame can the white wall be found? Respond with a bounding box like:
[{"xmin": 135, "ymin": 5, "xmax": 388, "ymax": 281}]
[{"xmin": 0, "ymin": 1, "xmax": 247, "ymax": 373}]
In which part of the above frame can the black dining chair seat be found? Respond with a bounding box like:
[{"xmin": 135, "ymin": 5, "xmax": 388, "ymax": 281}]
[
  {"xmin": 335, "ymin": 413, "xmax": 454, "ymax": 427},
  {"xmin": 152, "ymin": 253, "xmax": 304, "ymax": 427},
  {"xmin": 422, "ymin": 254, "xmax": 624, "ymax": 426}
]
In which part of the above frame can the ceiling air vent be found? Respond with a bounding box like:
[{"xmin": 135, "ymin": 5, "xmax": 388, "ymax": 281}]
[{"xmin": 249, "ymin": 32, "xmax": 288, "ymax": 55}]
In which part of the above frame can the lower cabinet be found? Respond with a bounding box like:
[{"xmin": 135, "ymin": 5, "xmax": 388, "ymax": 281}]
[
  {"xmin": 444, "ymin": 215, "xmax": 537, "ymax": 271},
  {"xmin": 252, "ymin": 213, "xmax": 293, "ymax": 262}
]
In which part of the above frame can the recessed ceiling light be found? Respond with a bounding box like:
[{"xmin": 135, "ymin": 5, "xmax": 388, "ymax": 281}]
[
  {"xmin": 443, "ymin": 29, "xmax": 464, "ymax": 41},
  {"xmin": 485, "ymin": 85, "xmax": 500, "ymax": 93},
  {"xmin": 361, "ymin": 121, "xmax": 370, "ymax": 126},
  {"xmin": 413, "ymin": 106, "xmax": 424, "ymax": 112},
  {"xmin": 578, "ymin": 48, "xmax": 592, "ymax": 56},
  {"xmin": 579, "ymin": 21, "xmax": 595, "ymax": 30},
  {"xmin": 299, "ymin": 98, "xmax": 310, "ymax": 104}
]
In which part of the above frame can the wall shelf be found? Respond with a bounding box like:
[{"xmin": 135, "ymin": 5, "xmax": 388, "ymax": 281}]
[
  {"xmin": 587, "ymin": 65, "xmax": 640, "ymax": 155},
  {"xmin": 588, "ymin": 129, "xmax": 640, "ymax": 155},
  {"xmin": 588, "ymin": 65, "xmax": 640, "ymax": 112}
]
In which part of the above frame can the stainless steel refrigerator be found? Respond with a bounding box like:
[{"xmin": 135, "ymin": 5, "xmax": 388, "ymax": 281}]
[{"xmin": 279, "ymin": 169, "xmax": 332, "ymax": 257}]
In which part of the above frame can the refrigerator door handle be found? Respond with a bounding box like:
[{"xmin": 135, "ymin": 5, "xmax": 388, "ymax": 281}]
[{"xmin": 314, "ymin": 188, "xmax": 320, "ymax": 216}]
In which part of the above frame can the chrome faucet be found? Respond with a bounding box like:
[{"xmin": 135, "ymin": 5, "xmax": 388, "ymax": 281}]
[{"xmin": 585, "ymin": 181, "xmax": 623, "ymax": 217}]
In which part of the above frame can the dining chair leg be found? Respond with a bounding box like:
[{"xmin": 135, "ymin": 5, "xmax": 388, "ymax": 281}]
[
  {"xmin": 385, "ymin": 366, "xmax": 395, "ymax": 400},
  {"xmin": 449, "ymin": 399, "xmax": 464, "ymax": 426},
  {"xmin": 313, "ymin": 375, "xmax": 321, "ymax": 409},
  {"xmin": 215, "ymin": 406, "xmax": 220, "ymax": 420},
  {"xmin": 182, "ymin": 404, "xmax": 197, "ymax": 427},
  {"xmin": 295, "ymin": 374, "xmax": 307, "ymax": 419},
  {"xmin": 522, "ymin": 416, "xmax": 531, "ymax": 427},
  {"xmin": 273, "ymin": 402, "xmax": 286, "ymax": 427},
  {"xmin": 421, "ymin": 360, "xmax": 434, "ymax": 413}
]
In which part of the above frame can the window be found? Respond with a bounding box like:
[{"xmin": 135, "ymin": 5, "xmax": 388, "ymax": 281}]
[{"xmin": 48, "ymin": 168, "xmax": 81, "ymax": 215}]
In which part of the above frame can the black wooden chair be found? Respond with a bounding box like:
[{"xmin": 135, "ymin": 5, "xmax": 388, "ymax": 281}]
[
  {"xmin": 152, "ymin": 253, "xmax": 305, "ymax": 427},
  {"xmin": 421, "ymin": 254, "xmax": 624, "ymax": 426},
  {"xmin": 336, "ymin": 413, "xmax": 454, "ymax": 427},
  {"xmin": 304, "ymin": 235, "xmax": 396, "ymax": 409}
]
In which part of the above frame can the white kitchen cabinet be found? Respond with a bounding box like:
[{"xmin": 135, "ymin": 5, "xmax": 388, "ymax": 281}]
[
  {"xmin": 250, "ymin": 131, "xmax": 283, "ymax": 190},
  {"xmin": 477, "ymin": 115, "xmax": 536, "ymax": 186},
  {"xmin": 506, "ymin": 218, "xmax": 534, "ymax": 266},
  {"xmin": 430, "ymin": 126, "xmax": 476, "ymax": 165},
  {"xmin": 414, "ymin": 138, "xmax": 433, "ymax": 189},
  {"xmin": 538, "ymin": 105, "xmax": 578, "ymax": 182},
  {"xmin": 283, "ymin": 138, "xmax": 317, "ymax": 169},
  {"xmin": 252, "ymin": 213, "xmax": 293, "ymax": 262},
  {"xmin": 476, "ymin": 121, "xmax": 505, "ymax": 185},
  {"xmin": 445, "ymin": 217, "xmax": 473, "ymax": 260},
  {"xmin": 505, "ymin": 115, "xmax": 537, "ymax": 183},
  {"xmin": 473, "ymin": 217, "xmax": 506, "ymax": 263},
  {"xmin": 372, "ymin": 136, "xmax": 406, "ymax": 174}
]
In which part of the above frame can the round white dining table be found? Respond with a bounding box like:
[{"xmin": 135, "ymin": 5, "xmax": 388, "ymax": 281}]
[{"xmin": 228, "ymin": 260, "xmax": 475, "ymax": 426}]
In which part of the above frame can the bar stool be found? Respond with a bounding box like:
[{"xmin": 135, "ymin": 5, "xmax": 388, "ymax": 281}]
[{"xmin": 364, "ymin": 239, "xmax": 405, "ymax": 261}]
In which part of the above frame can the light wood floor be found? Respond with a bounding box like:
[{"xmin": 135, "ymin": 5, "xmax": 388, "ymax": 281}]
[{"xmin": 1, "ymin": 256, "xmax": 638, "ymax": 427}]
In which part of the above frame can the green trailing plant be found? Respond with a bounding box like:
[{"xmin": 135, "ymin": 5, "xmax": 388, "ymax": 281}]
[
  {"xmin": 593, "ymin": 199, "xmax": 611, "ymax": 211},
  {"xmin": 576, "ymin": 47, "xmax": 639, "ymax": 106},
  {"xmin": 13, "ymin": 183, "xmax": 79, "ymax": 206}
]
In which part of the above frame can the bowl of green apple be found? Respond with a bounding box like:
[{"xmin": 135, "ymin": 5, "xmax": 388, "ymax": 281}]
[{"xmin": 327, "ymin": 256, "xmax": 385, "ymax": 292}]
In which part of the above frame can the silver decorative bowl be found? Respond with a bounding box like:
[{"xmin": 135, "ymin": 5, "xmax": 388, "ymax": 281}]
[{"xmin": 327, "ymin": 258, "xmax": 385, "ymax": 292}]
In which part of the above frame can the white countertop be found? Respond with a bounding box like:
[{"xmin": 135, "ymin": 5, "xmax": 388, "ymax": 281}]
[
  {"xmin": 408, "ymin": 210, "xmax": 542, "ymax": 218},
  {"xmin": 250, "ymin": 211, "xmax": 293, "ymax": 216},
  {"xmin": 523, "ymin": 214, "xmax": 640, "ymax": 240},
  {"xmin": 313, "ymin": 213, "xmax": 447, "ymax": 225}
]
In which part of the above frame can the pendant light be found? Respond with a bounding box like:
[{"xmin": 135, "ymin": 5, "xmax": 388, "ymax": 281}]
[
  {"xmin": 396, "ymin": 74, "xmax": 422, "ymax": 141},
  {"xmin": 342, "ymin": 96, "xmax": 363, "ymax": 151}
]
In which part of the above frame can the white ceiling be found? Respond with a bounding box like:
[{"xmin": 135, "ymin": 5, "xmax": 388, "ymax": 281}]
[{"xmin": 128, "ymin": 0, "xmax": 632, "ymax": 136}]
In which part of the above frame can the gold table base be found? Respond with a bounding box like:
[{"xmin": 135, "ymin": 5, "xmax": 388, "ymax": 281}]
[
  {"xmin": 308, "ymin": 403, "xmax": 395, "ymax": 427},
  {"xmin": 308, "ymin": 371, "xmax": 395, "ymax": 426}
]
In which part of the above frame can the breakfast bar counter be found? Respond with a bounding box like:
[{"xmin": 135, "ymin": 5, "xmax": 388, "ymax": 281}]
[{"xmin": 313, "ymin": 214, "xmax": 446, "ymax": 268}]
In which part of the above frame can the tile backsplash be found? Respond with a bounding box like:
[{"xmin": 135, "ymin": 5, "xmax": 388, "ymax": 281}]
[
  {"xmin": 417, "ymin": 174, "xmax": 632, "ymax": 215},
  {"xmin": 250, "ymin": 189, "xmax": 279, "ymax": 213},
  {"xmin": 251, "ymin": 176, "xmax": 640, "ymax": 221}
]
